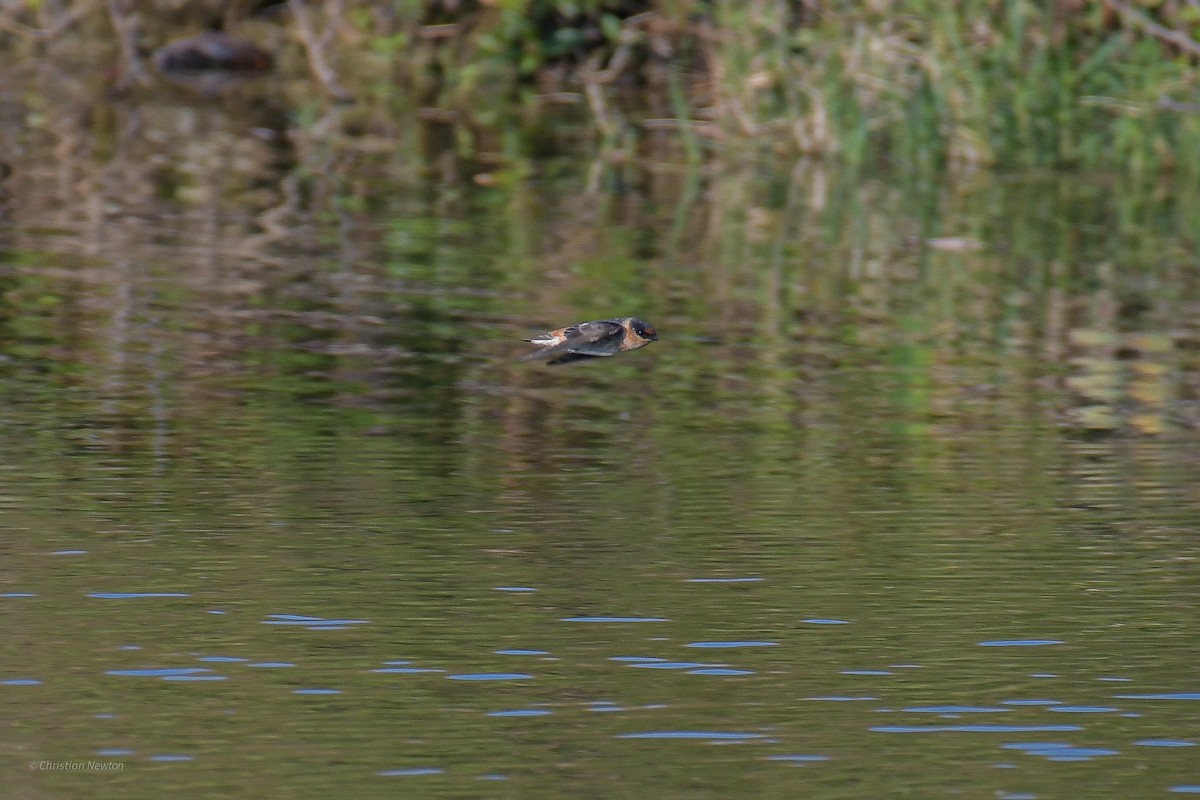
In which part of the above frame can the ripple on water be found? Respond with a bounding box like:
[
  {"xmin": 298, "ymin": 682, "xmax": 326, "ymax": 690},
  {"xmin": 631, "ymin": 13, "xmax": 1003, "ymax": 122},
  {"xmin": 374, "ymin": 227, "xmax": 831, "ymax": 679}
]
[
  {"xmin": 685, "ymin": 641, "xmax": 777, "ymax": 648},
  {"xmin": 803, "ymin": 619, "xmax": 849, "ymax": 625},
  {"xmin": 688, "ymin": 668, "xmax": 755, "ymax": 676},
  {"xmin": 903, "ymin": 706, "xmax": 1010, "ymax": 714},
  {"xmin": 1169, "ymin": 787, "xmax": 1200, "ymax": 794},
  {"xmin": 588, "ymin": 702, "xmax": 625, "ymax": 712},
  {"xmin": 447, "ymin": 673, "xmax": 533, "ymax": 681},
  {"xmin": 495, "ymin": 649, "xmax": 549, "ymax": 656},
  {"xmin": 764, "ymin": 755, "xmax": 830, "ymax": 763},
  {"xmin": 88, "ymin": 593, "xmax": 190, "ymax": 600},
  {"xmin": 873, "ymin": 725, "xmax": 1083, "ymax": 734},
  {"xmin": 561, "ymin": 616, "xmax": 669, "ymax": 623},
  {"xmin": 842, "ymin": 670, "xmax": 893, "ymax": 676},
  {"xmin": 629, "ymin": 662, "xmax": 716, "ymax": 670},
  {"xmin": 149, "ymin": 754, "xmax": 194, "ymax": 762},
  {"xmin": 379, "ymin": 767, "xmax": 443, "ymax": 777},
  {"xmin": 487, "ymin": 709, "xmax": 552, "ymax": 717},
  {"xmin": 373, "ymin": 667, "xmax": 443, "ymax": 674},
  {"xmin": 247, "ymin": 662, "xmax": 296, "ymax": 668},
  {"xmin": 1136, "ymin": 740, "xmax": 1196, "ymax": 747},
  {"xmin": 107, "ymin": 668, "xmax": 212, "ymax": 678},
  {"xmin": 1, "ymin": 593, "xmax": 36, "ymax": 598},
  {"xmin": 263, "ymin": 614, "xmax": 369, "ymax": 631},
  {"xmin": 685, "ymin": 577, "xmax": 764, "ymax": 583},
  {"xmin": 978, "ymin": 640, "xmax": 1065, "ymax": 647},
  {"xmin": 198, "ymin": 657, "xmax": 249, "ymax": 663},
  {"xmin": 617, "ymin": 731, "xmax": 766, "ymax": 740},
  {"xmin": 1001, "ymin": 742, "xmax": 1119, "ymax": 761},
  {"xmin": 1114, "ymin": 692, "xmax": 1200, "ymax": 700},
  {"xmin": 96, "ymin": 749, "xmax": 135, "ymax": 757},
  {"xmin": 1, "ymin": 679, "xmax": 42, "ymax": 686},
  {"xmin": 1047, "ymin": 706, "xmax": 1119, "ymax": 713},
  {"xmin": 493, "ymin": 587, "xmax": 537, "ymax": 593},
  {"xmin": 293, "ymin": 688, "xmax": 342, "ymax": 695}
]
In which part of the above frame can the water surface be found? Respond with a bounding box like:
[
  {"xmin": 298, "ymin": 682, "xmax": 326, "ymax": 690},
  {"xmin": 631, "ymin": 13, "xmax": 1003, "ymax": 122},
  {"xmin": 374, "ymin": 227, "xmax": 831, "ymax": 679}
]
[{"xmin": 2, "ymin": 90, "xmax": 1199, "ymax": 798}]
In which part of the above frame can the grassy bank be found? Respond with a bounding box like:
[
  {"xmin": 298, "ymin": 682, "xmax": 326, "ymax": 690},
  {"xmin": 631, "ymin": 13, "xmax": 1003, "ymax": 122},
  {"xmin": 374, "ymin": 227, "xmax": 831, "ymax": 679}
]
[{"xmin": 4, "ymin": 1, "xmax": 1200, "ymax": 172}]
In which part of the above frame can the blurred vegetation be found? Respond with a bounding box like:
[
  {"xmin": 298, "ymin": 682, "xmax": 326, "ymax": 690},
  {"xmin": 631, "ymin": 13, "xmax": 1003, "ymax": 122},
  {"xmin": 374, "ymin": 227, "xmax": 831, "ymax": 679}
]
[{"xmin": 4, "ymin": 1, "xmax": 1200, "ymax": 171}]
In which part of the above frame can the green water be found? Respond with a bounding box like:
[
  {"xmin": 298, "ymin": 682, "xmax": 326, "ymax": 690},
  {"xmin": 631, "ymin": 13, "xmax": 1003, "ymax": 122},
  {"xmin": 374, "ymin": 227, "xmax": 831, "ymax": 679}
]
[{"xmin": 3, "ymin": 102, "xmax": 1200, "ymax": 798}]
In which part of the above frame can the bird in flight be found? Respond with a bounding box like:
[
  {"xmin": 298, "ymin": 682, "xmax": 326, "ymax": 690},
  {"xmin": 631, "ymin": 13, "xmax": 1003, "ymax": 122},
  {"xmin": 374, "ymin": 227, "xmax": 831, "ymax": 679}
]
[{"xmin": 520, "ymin": 317, "xmax": 659, "ymax": 365}]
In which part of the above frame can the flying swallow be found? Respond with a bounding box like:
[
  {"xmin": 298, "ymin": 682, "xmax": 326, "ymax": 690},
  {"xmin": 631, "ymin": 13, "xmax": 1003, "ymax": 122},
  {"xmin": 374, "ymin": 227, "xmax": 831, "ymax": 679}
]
[{"xmin": 520, "ymin": 317, "xmax": 659, "ymax": 365}]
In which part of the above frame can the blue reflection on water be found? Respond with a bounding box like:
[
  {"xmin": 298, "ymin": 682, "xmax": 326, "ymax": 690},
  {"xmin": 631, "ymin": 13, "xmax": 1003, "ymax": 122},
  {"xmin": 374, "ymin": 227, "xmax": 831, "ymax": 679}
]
[
  {"xmin": 494, "ymin": 587, "xmax": 537, "ymax": 592},
  {"xmin": 293, "ymin": 688, "xmax": 342, "ymax": 695},
  {"xmin": 247, "ymin": 662, "xmax": 295, "ymax": 668},
  {"xmin": 610, "ymin": 657, "xmax": 668, "ymax": 663},
  {"xmin": 1001, "ymin": 700, "xmax": 1062, "ymax": 706},
  {"xmin": 873, "ymin": 725, "xmax": 1082, "ymax": 733},
  {"xmin": 686, "ymin": 641, "xmax": 777, "ymax": 648},
  {"xmin": 1170, "ymin": 786, "xmax": 1200, "ymax": 794},
  {"xmin": 686, "ymin": 577, "xmax": 763, "ymax": 583},
  {"xmin": 1, "ymin": 679, "xmax": 41, "ymax": 686},
  {"xmin": 904, "ymin": 706, "xmax": 1010, "ymax": 714},
  {"xmin": 1001, "ymin": 742, "xmax": 1118, "ymax": 761},
  {"xmin": 806, "ymin": 696, "xmax": 877, "ymax": 701},
  {"xmin": 378, "ymin": 767, "xmax": 443, "ymax": 776},
  {"xmin": 629, "ymin": 662, "xmax": 715, "ymax": 670},
  {"xmin": 487, "ymin": 709, "xmax": 552, "ymax": 717},
  {"xmin": 589, "ymin": 702, "xmax": 625, "ymax": 712},
  {"xmin": 978, "ymin": 640, "xmax": 1064, "ymax": 647},
  {"xmin": 803, "ymin": 619, "xmax": 849, "ymax": 625},
  {"xmin": 561, "ymin": 617, "xmax": 669, "ymax": 623},
  {"xmin": 1, "ymin": 593, "xmax": 36, "ymax": 597},
  {"xmin": 1047, "ymin": 706, "xmax": 1119, "ymax": 713},
  {"xmin": 263, "ymin": 614, "xmax": 368, "ymax": 630},
  {"xmin": 447, "ymin": 673, "xmax": 533, "ymax": 681},
  {"xmin": 688, "ymin": 668, "xmax": 754, "ymax": 676},
  {"xmin": 1136, "ymin": 740, "xmax": 1196, "ymax": 747},
  {"xmin": 1114, "ymin": 692, "xmax": 1200, "ymax": 700},
  {"xmin": 163, "ymin": 674, "xmax": 228, "ymax": 681},
  {"xmin": 96, "ymin": 749, "xmax": 135, "ymax": 756},
  {"xmin": 373, "ymin": 667, "xmax": 443, "ymax": 674},
  {"xmin": 198, "ymin": 656, "xmax": 248, "ymax": 663},
  {"xmin": 107, "ymin": 668, "xmax": 211, "ymax": 678},
  {"xmin": 842, "ymin": 670, "xmax": 892, "ymax": 676},
  {"xmin": 764, "ymin": 754, "xmax": 830, "ymax": 762},
  {"xmin": 495, "ymin": 649, "xmax": 549, "ymax": 655},
  {"xmin": 149, "ymin": 754, "xmax": 194, "ymax": 762}
]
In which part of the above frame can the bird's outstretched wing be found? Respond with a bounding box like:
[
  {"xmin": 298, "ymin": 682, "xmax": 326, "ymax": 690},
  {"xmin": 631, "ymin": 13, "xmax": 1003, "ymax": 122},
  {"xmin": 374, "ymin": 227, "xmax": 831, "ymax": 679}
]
[{"xmin": 520, "ymin": 319, "xmax": 625, "ymax": 363}]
